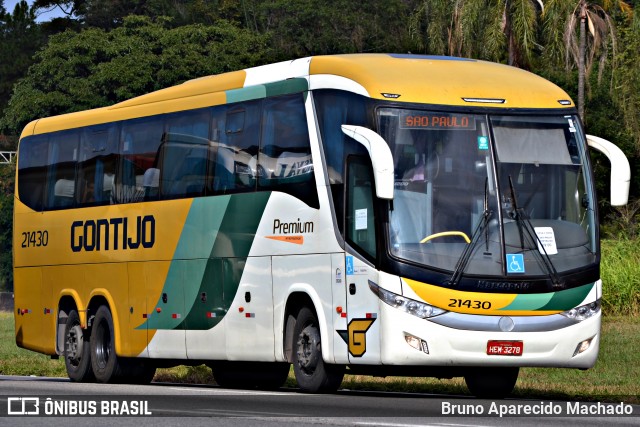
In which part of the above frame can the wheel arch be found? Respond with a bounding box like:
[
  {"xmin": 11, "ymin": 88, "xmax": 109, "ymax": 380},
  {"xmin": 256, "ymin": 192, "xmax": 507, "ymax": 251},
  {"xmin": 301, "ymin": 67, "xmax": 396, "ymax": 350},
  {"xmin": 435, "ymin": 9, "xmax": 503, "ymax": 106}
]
[
  {"xmin": 56, "ymin": 293, "xmax": 81, "ymax": 355},
  {"xmin": 282, "ymin": 289, "xmax": 333, "ymax": 363},
  {"xmin": 87, "ymin": 290, "xmax": 122, "ymax": 355}
]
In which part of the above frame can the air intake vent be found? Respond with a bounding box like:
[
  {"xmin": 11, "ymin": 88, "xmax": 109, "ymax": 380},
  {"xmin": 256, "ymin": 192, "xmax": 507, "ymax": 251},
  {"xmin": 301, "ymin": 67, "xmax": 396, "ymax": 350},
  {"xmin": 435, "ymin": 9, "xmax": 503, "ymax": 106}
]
[{"xmin": 462, "ymin": 97, "xmax": 506, "ymax": 104}]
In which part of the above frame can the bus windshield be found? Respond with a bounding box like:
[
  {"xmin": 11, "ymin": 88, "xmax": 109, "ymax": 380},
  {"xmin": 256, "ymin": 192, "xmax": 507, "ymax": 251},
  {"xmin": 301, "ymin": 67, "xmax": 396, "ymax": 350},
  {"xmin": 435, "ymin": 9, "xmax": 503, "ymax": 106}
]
[{"xmin": 379, "ymin": 108, "xmax": 597, "ymax": 278}]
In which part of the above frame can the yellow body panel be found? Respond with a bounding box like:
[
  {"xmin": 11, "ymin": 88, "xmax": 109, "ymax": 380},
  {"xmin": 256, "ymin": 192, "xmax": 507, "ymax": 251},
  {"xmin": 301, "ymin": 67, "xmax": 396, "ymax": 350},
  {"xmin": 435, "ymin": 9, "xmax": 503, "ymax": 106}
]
[
  {"xmin": 19, "ymin": 70, "xmax": 245, "ymax": 138},
  {"xmin": 13, "ymin": 198, "xmax": 192, "ymax": 356},
  {"xmin": 14, "ymin": 267, "xmax": 49, "ymax": 353},
  {"xmin": 309, "ymin": 54, "xmax": 572, "ymax": 108},
  {"xmin": 127, "ymin": 261, "xmax": 172, "ymax": 357},
  {"xmin": 404, "ymin": 278, "xmax": 562, "ymax": 316},
  {"xmin": 14, "ymin": 199, "xmax": 191, "ymax": 267}
]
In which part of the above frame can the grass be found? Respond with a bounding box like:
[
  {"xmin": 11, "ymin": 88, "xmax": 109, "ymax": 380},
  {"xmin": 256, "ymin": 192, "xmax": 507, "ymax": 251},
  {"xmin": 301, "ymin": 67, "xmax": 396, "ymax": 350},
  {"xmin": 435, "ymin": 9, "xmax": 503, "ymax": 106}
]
[
  {"xmin": 601, "ymin": 239, "xmax": 640, "ymax": 316},
  {"xmin": 3, "ymin": 312, "xmax": 637, "ymax": 403},
  {"xmin": 0, "ymin": 312, "xmax": 66, "ymax": 378}
]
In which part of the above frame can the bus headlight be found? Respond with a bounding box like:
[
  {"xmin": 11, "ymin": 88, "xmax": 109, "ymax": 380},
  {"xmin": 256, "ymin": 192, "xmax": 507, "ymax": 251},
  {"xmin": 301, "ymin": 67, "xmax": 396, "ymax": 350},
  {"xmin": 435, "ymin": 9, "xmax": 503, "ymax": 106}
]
[
  {"xmin": 561, "ymin": 299, "xmax": 601, "ymax": 322},
  {"xmin": 369, "ymin": 281, "xmax": 446, "ymax": 319}
]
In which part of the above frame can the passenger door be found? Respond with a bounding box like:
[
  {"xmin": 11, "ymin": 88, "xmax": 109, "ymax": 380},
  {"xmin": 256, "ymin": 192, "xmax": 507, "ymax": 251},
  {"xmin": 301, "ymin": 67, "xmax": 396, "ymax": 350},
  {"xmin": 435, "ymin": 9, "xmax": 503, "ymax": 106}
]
[{"xmin": 344, "ymin": 157, "xmax": 381, "ymax": 364}]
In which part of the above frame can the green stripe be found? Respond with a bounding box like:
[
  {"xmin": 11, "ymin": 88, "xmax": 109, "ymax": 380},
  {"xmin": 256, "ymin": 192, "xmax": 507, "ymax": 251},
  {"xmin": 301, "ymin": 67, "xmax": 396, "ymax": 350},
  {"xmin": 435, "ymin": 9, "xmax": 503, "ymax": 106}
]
[
  {"xmin": 500, "ymin": 283, "xmax": 595, "ymax": 312},
  {"xmin": 225, "ymin": 78, "xmax": 309, "ymax": 104},
  {"xmin": 138, "ymin": 193, "xmax": 271, "ymax": 330},
  {"xmin": 537, "ymin": 283, "xmax": 595, "ymax": 311},
  {"xmin": 226, "ymin": 85, "xmax": 266, "ymax": 103},
  {"xmin": 500, "ymin": 291, "xmax": 555, "ymax": 311},
  {"xmin": 264, "ymin": 78, "xmax": 309, "ymax": 97},
  {"xmin": 179, "ymin": 192, "xmax": 270, "ymax": 329}
]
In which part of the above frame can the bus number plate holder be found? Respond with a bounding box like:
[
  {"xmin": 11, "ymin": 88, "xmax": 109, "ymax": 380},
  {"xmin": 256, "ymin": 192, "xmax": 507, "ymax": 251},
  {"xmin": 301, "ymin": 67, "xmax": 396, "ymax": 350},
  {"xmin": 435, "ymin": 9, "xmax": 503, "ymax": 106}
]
[{"xmin": 487, "ymin": 340, "xmax": 523, "ymax": 356}]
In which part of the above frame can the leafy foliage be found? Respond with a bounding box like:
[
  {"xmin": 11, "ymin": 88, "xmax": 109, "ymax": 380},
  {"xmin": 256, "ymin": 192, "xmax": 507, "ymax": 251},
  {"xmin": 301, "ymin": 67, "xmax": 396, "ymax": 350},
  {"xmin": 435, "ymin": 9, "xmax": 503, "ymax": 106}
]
[
  {"xmin": 0, "ymin": 0, "xmax": 638, "ymax": 244},
  {"xmin": 0, "ymin": 1, "xmax": 46, "ymax": 118},
  {"xmin": 0, "ymin": 160, "xmax": 14, "ymax": 291},
  {"xmin": 0, "ymin": 15, "xmax": 270, "ymax": 134}
]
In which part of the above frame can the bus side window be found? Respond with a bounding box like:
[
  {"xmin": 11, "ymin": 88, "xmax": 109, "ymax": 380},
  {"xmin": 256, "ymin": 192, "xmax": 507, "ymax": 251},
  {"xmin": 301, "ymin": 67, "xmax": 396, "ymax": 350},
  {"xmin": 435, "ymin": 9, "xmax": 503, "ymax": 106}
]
[
  {"xmin": 258, "ymin": 93, "xmax": 318, "ymax": 208},
  {"xmin": 160, "ymin": 109, "xmax": 211, "ymax": 199},
  {"xmin": 78, "ymin": 124, "xmax": 118, "ymax": 207},
  {"xmin": 115, "ymin": 117, "xmax": 163, "ymax": 204},
  {"xmin": 46, "ymin": 131, "xmax": 79, "ymax": 210},
  {"xmin": 346, "ymin": 157, "xmax": 377, "ymax": 262},
  {"xmin": 313, "ymin": 90, "xmax": 370, "ymax": 236},
  {"xmin": 212, "ymin": 101, "xmax": 260, "ymax": 194},
  {"xmin": 17, "ymin": 135, "xmax": 49, "ymax": 211}
]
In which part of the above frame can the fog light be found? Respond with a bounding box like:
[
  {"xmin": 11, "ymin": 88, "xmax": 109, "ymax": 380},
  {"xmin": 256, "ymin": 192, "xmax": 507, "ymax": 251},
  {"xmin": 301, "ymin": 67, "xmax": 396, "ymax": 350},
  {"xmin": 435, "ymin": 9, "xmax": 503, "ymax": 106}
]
[
  {"xmin": 573, "ymin": 336, "xmax": 595, "ymax": 356},
  {"xmin": 405, "ymin": 333, "xmax": 429, "ymax": 354}
]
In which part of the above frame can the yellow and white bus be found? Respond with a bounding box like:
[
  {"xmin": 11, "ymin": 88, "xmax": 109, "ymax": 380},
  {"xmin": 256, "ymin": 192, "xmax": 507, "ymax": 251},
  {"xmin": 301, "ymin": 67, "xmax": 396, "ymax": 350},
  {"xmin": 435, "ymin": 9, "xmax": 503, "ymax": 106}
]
[{"xmin": 14, "ymin": 54, "xmax": 630, "ymax": 397}]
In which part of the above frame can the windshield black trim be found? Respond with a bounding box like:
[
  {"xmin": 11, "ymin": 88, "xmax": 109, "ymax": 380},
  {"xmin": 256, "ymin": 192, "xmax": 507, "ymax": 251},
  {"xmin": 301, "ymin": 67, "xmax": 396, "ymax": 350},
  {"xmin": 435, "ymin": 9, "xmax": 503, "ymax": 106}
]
[{"xmin": 371, "ymin": 100, "xmax": 578, "ymax": 118}]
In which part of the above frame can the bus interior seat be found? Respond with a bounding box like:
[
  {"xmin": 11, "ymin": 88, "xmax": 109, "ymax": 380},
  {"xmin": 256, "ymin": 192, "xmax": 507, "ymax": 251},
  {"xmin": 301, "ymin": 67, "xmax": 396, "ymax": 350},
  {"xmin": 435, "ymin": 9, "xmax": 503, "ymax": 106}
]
[{"xmin": 53, "ymin": 178, "xmax": 75, "ymax": 207}]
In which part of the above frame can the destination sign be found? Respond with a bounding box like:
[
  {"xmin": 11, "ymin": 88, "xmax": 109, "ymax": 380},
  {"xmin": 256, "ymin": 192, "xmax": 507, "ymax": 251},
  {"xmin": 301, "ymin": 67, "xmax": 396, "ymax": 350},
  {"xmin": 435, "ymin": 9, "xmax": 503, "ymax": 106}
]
[{"xmin": 400, "ymin": 112, "xmax": 476, "ymax": 130}]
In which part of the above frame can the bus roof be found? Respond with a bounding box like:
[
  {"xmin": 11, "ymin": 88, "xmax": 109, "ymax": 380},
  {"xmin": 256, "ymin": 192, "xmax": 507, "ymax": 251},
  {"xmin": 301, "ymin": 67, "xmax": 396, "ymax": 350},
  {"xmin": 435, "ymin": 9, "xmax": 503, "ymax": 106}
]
[{"xmin": 21, "ymin": 54, "xmax": 574, "ymax": 138}]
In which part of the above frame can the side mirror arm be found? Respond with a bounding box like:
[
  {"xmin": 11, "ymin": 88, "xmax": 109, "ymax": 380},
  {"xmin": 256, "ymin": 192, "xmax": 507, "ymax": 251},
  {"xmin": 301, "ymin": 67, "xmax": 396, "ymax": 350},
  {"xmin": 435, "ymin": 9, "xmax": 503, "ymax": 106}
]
[
  {"xmin": 586, "ymin": 135, "xmax": 630, "ymax": 206},
  {"xmin": 341, "ymin": 125, "xmax": 394, "ymax": 200}
]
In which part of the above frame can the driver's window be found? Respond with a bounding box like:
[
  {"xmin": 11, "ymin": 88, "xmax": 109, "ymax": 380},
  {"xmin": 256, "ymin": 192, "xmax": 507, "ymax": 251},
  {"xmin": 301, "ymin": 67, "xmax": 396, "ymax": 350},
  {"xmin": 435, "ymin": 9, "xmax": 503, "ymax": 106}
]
[{"xmin": 346, "ymin": 157, "xmax": 377, "ymax": 261}]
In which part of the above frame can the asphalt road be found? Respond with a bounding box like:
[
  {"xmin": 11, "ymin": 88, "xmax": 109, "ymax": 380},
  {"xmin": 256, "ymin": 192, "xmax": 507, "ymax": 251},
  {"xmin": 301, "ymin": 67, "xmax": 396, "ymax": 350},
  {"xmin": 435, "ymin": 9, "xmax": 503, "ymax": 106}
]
[{"xmin": 0, "ymin": 376, "xmax": 638, "ymax": 427}]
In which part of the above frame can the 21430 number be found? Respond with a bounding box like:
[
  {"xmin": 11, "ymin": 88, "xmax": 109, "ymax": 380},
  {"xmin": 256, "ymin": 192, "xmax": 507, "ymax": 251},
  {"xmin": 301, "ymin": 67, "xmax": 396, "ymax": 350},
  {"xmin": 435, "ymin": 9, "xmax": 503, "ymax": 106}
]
[
  {"xmin": 448, "ymin": 298, "xmax": 492, "ymax": 310},
  {"xmin": 21, "ymin": 230, "xmax": 48, "ymax": 248}
]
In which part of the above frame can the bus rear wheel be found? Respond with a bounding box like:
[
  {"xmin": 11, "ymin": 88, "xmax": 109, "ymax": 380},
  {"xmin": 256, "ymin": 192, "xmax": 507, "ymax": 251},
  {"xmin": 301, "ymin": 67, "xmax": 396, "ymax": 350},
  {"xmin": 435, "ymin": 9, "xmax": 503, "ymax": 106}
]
[
  {"xmin": 292, "ymin": 306, "xmax": 344, "ymax": 393},
  {"xmin": 63, "ymin": 309, "xmax": 94, "ymax": 382},
  {"xmin": 90, "ymin": 305, "xmax": 124, "ymax": 383},
  {"xmin": 464, "ymin": 367, "xmax": 519, "ymax": 399}
]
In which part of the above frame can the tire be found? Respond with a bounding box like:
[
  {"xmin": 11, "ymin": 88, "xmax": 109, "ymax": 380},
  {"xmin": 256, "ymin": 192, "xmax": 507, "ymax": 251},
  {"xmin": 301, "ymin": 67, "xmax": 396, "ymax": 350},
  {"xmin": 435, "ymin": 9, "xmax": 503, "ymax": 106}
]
[
  {"xmin": 90, "ymin": 305, "xmax": 124, "ymax": 383},
  {"xmin": 292, "ymin": 306, "xmax": 344, "ymax": 393},
  {"xmin": 210, "ymin": 362, "xmax": 290, "ymax": 390},
  {"xmin": 63, "ymin": 309, "xmax": 95, "ymax": 382},
  {"xmin": 464, "ymin": 367, "xmax": 519, "ymax": 399}
]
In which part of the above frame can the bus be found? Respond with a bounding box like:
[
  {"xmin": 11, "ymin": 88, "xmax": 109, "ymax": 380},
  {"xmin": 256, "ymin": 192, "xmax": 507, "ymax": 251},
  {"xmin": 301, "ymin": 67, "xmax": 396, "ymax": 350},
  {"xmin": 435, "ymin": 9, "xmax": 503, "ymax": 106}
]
[{"xmin": 14, "ymin": 54, "xmax": 630, "ymax": 397}]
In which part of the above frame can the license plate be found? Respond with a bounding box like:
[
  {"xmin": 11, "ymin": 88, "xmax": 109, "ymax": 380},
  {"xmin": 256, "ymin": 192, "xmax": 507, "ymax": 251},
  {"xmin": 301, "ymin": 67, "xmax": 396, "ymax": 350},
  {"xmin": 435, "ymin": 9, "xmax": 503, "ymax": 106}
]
[{"xmin": 487, "ymin": 340, "xmax": 523, "ymax": 356}]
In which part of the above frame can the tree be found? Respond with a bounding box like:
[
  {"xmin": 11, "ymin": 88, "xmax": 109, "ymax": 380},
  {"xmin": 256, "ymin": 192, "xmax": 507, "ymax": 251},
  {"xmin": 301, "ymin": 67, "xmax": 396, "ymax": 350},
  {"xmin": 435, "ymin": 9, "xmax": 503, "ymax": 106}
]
[
  {"xmin": 244, "ymin": 0, "xmax": 410, "ymax": 60},
  {"xmin": 0, "ymin": 159, "xmax": 15, "ymax": 291},
  {"xmin": 543, "ymin": 0, "xmax": 631, "ymax": 119},
  {"xmin": 409, "ymin": 0, "xmax": 543, "ymax": 67},
  {"xmin": 0, "ymin": 15, "xmax": 270, "ymax": 134},
  {"xmin": 0, "ymin": 0, "xmax": 44, "ymax": 120},
  {"xmin": 612, "ymin": 5, "xmax": 640, "ymax": 154}
]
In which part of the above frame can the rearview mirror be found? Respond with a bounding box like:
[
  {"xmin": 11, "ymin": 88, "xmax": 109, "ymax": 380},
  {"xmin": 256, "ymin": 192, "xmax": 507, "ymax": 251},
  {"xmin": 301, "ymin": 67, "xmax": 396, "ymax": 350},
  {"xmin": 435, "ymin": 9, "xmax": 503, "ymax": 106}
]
[
  {"xmin": 586, "ymin": 135, "xmax": 630, "ymax": 206},
  {"xmin": 341, "ymin": 125, "xmax": 394, "ymax": 200}
]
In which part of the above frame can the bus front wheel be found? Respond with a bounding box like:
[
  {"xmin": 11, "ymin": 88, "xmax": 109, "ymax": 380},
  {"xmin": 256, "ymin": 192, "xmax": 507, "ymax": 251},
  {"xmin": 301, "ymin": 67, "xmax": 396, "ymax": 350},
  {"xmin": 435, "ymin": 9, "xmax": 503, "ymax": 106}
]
[
  {"xmin": 464, "ymin": 367, "xmax": 519, "ymax": 398},
  {"xmin": 292, "ymin": 306, "xmax": 344, "ymax": 393},
  {"xmin": 63, "ymin": 309, "xmax": 94, "ymax": 382},
  {"xmin": 90, "ymin": 305, "xmax": 124, "ymax": 383}
]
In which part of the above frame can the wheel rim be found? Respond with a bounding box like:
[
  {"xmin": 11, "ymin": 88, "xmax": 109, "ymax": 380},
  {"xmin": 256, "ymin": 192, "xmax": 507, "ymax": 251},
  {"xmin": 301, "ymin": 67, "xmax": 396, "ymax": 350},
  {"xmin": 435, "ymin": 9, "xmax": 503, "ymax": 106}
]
[
  {"xmin": 94, "ymin": 319, "xmax": 111, "ymax": 370},
  {"xmin": 66, "ymin": 324, "xmax": 83, "ymax": 368},
  {"xmin": 296, "ymin": 324, "xmax": 320, "ymax": 375}
]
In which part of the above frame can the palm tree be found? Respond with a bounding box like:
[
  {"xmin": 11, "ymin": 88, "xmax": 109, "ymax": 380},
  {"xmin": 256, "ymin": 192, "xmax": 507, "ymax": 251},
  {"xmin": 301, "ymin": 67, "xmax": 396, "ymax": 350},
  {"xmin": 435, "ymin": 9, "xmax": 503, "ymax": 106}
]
[
  {"xmin": 500, "ymin": 0, "xmax": 545, "ymax": 67},
  {"xmin": 409, "ymin": 0, "xmax": 543, "ymax": 68},
  {"xmin": 544, "ymin": 0, "xmax": 632, "ymax": 119}
]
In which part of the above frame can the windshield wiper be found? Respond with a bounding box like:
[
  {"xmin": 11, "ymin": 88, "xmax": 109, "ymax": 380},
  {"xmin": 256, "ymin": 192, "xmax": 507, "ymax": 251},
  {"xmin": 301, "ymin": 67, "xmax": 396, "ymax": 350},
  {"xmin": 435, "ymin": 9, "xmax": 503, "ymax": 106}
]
[
  {"xmin": 447, "ymin": 178, "xmax": 493, "ymax": 287},
  {"xmin": 507, "ymin": 176, "xmax": 564, "ymax": 290}
]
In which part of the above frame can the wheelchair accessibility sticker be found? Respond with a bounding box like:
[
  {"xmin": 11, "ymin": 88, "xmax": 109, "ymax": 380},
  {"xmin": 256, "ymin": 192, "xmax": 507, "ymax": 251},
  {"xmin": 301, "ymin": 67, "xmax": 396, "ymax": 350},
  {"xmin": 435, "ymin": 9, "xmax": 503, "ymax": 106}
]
[
  {"xmin": 346, "ymin": 256, "xmax": 354, "ymax": 275},
  {"xmin": 345, "ymin": 255, "xmax": 367, "ymax": 275},
  {"xmin": 506, "ymin": 254, "xmax": 525, "ymax": 274}
]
